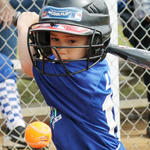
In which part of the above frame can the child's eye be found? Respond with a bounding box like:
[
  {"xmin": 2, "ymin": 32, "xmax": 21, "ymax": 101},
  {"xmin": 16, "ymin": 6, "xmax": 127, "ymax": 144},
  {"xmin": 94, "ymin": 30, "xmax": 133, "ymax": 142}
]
[
  {"xmin": 51, "ymin": 38, "xmax": 59, "ymax": 42},
  {"xmin": 69, "ymin": 40, "xmax": 76, "ymax": 44}
]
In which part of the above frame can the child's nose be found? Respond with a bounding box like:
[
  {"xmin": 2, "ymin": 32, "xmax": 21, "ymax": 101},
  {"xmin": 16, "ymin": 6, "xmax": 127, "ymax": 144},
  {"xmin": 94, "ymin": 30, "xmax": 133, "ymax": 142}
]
[{"xmin": 58, "ymin": 46, "xmax": 66, "ymax": 51}]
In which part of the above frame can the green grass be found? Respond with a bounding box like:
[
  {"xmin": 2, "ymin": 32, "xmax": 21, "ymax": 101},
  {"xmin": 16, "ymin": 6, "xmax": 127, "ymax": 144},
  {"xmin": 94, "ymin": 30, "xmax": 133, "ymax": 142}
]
[
  {"xmin": 118, "ymin": 24, "xmax": 132, "ymax": 47},
  {"xmin": 120, "ymin": 78, "xmax": 146, "ymax": 100},
  {"xmin": 118, "ymin": 24, "xmax": 147, "ymax": 100},
  {"xmin": 17, "ymin": 78, "xmax": 44, "ymax": 104}
]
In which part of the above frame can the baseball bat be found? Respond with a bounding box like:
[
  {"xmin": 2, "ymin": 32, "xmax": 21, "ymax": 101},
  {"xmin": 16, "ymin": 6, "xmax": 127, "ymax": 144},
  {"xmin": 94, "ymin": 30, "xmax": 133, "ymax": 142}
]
[
  {"xmin": 107, "ymin": 44, "xmax": 150, "ymax": 69},
  {"xmin": 12, "ymin": 12, "xmax": 150, "ymax": 70}
]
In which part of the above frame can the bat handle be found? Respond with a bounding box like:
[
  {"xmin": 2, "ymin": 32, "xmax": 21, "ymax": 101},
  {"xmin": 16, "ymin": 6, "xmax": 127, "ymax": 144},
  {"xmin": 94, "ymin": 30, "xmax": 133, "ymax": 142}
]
[{"xmin": 13, "ymin": 11, "xmax": 21, "ymax": 26}]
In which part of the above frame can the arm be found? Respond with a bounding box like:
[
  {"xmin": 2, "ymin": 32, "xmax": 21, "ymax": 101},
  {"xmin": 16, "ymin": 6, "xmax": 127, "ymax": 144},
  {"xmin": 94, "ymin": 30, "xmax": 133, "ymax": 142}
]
[
  {"xmin": 17, "ymin": 12, "xmax": 39, "ymax": 77},
  {"xmin": 0, "ymin": 0, "xmax": 16, "ymax": 28}
]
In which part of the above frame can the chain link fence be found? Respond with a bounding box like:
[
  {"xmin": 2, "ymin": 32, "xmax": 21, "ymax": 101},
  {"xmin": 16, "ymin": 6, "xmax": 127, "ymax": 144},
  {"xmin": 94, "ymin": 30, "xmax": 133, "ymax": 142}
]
[
  {"xmin": 118, "ymin": 0, "xmax": 150, "ymax": 149},
  {"xmin": 0, "ymin": 0, "xmax": 149, "ymax": 149}
]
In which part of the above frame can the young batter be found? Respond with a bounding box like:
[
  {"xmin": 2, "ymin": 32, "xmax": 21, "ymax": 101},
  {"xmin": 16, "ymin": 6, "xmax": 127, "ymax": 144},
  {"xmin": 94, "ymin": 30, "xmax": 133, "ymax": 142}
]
[{"xmin": 17, "ymin": 0, "xmax": 126, "ymax": 149}]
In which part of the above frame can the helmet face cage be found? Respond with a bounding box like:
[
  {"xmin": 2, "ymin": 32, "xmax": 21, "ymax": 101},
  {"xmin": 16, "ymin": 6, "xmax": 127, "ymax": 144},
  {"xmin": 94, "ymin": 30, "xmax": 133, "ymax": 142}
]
[
  {"xmin": 27, "ymin": 22, "xmax": 108, "ymax": 76},
  {"xmin": 27, "ymin": 0, "xmax": 111, "ymax": 76}
]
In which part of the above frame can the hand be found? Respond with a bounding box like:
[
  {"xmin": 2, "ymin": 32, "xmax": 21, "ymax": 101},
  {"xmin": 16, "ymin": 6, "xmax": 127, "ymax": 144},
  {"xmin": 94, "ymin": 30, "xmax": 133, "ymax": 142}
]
[
  {"xmin": 17, "ymin": 12, "xmax": 39, "ymax": 32},
  {"xmin": 0, "ymin": 0, "xmax": 16, "ymax": 28}
]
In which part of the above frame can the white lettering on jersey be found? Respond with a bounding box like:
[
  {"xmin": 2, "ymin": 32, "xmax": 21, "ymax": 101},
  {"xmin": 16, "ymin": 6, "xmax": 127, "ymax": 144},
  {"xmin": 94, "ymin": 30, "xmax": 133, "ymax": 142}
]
[
  {"xmin": 105, "ymin": 71, "xmax": 111, "ymax": 90},
  {"xmin": 102, "ymin": 72, "xmax": 117, "ymax": 136}
]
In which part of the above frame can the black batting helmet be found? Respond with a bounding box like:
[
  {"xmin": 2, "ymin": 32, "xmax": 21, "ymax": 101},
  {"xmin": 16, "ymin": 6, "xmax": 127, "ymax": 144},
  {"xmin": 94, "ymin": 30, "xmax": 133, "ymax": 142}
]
[{"xmin": 27, "ymin": 0, "xmax": 111, "ymax": 76}]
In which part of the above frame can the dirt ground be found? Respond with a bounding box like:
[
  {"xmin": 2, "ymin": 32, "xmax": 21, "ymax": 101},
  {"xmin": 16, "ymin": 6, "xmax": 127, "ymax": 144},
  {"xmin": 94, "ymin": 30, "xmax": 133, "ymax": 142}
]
[
  {"xmin": 121, "ymin": 118, "xmax": 150, "ymax": 150},
  {"xmin": 0, "ymin": 133, "xmax": 149, "ymax": 150},
  {"xmin": 121, "ymin": 125, "xmax": 150, "ymax": 150},
  {"xmin": 122, "ymin": 135, "xmax": 150, "ymax": 150},
  {"xmin": 0, "ymin": 135, "xmax": 56, "ymax": 150}
]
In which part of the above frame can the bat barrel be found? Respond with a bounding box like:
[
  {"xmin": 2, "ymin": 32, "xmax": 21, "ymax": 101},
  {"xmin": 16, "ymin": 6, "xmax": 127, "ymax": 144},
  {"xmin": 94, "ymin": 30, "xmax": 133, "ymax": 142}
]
[{"xmin": 107, "ymin": 44, "xmax": 150, "ymax": 70}]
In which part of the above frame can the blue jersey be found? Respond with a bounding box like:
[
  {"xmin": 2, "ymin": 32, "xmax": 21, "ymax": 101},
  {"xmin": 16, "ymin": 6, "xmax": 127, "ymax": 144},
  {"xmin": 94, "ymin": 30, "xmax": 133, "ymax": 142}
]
[{"xmin": 33, "ymin": 59, "xmax": 125, "ymax": 150}]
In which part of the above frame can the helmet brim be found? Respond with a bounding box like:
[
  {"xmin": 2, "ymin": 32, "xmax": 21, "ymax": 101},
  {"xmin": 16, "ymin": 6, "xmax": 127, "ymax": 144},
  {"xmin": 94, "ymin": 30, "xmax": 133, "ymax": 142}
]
[{"xmin": 31, "ymin": 23, "xmax": 93, "ymax": 36}]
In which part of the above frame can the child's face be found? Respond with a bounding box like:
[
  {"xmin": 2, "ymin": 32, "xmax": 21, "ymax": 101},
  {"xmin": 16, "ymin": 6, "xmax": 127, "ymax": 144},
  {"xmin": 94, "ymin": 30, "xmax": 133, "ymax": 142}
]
[{"xmin": 50, "ymin": 32, "xmax": 89, "ymax": 60}]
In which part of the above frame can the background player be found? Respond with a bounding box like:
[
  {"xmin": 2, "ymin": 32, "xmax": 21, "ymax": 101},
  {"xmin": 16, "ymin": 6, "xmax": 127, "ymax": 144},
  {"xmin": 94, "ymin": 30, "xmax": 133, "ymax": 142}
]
[
  {"xmin": 17, "ymin": 0, "xmax": 126, "ymax": 149},
  {"xmin": 0, "ymin": 0, "xmax": 44, "ymax": 148}
]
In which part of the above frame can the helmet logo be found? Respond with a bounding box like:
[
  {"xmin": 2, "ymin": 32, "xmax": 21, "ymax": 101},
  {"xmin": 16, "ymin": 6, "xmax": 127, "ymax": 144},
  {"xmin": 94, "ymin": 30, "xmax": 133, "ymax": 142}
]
[{"xmin": 41, "ymin": 6, "xmax": 82, "ymax": 21}]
